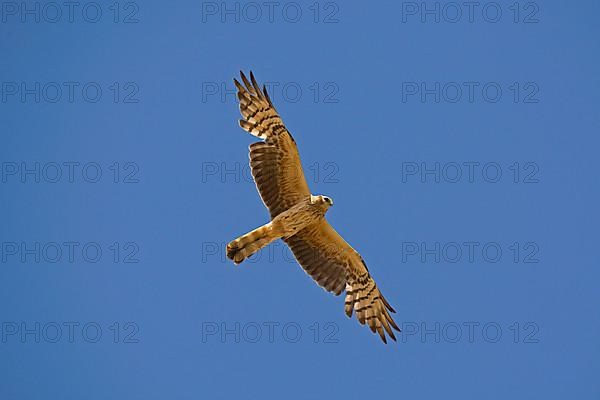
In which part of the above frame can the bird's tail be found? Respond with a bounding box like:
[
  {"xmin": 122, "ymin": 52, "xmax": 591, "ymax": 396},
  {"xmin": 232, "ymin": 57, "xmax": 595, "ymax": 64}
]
[{"xmin": 226, "ymin": 222, "xmax": 279, "ymax": 264}]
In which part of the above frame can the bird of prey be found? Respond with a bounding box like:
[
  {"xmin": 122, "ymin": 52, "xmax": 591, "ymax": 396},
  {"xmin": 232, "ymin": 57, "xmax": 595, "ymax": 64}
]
[{"xmin": 226, "ymin": 71, "xmax": 400, "ymax": 343}]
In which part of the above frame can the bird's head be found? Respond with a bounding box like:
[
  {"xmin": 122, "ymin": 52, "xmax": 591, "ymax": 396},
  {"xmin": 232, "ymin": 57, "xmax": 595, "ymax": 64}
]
[{"xmin": 311, "ymin": 194, "xmax": 334, "ymax": 210}]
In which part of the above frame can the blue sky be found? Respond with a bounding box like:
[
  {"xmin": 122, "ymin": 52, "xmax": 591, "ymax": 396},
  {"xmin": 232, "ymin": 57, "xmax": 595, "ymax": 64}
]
[{"xmin": 1, "ymin": 0, "xmax": 599, "ymax": 399}]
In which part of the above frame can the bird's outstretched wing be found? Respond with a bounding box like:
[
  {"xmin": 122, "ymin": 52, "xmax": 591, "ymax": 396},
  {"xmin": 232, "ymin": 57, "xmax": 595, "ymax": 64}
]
[
  {"xmin": 285, "ymin": 220, "xmax": 400, "ymax": 343},
  {"xmin": 234, "ymin": 71, "xmax": 310, "ymax": 218}
]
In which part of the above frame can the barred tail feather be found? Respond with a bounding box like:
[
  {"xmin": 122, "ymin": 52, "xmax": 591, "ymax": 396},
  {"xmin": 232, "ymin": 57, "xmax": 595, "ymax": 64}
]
[
  {"xmin": 344, "ymin": 279, "xmax": 400, "ymax": 344},
  {"xmin": 226, "ymin": 223, "xmax": 279, "ymax": 264}
]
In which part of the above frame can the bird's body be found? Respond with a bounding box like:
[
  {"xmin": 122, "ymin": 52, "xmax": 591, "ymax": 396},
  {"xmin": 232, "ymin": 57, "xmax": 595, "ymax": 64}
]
[
  {"xmin": 227, "ymin": 195, "xmax": 331, "ymax": 264},
  {"xmin": 226, "ymin": 71, "xmax": 400, "ymax": 343}
]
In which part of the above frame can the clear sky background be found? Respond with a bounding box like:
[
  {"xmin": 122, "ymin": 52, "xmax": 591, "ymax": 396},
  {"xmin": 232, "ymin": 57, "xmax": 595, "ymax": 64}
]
[{"xmin": 1, "ymin": 0, "xmax": 599, "ymax": 399}]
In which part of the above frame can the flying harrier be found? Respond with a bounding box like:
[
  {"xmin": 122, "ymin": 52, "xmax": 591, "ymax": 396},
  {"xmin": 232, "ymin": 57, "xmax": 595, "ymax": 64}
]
[{"xmin": 226, "ymin": 71, "xmax": 400, "ymax": 343}]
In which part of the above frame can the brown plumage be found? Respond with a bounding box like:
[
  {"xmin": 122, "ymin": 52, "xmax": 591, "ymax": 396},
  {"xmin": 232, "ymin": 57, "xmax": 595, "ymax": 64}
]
[{"xmin": 226, "ymin": 71, "xmax": 400, "ymax": 343}]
